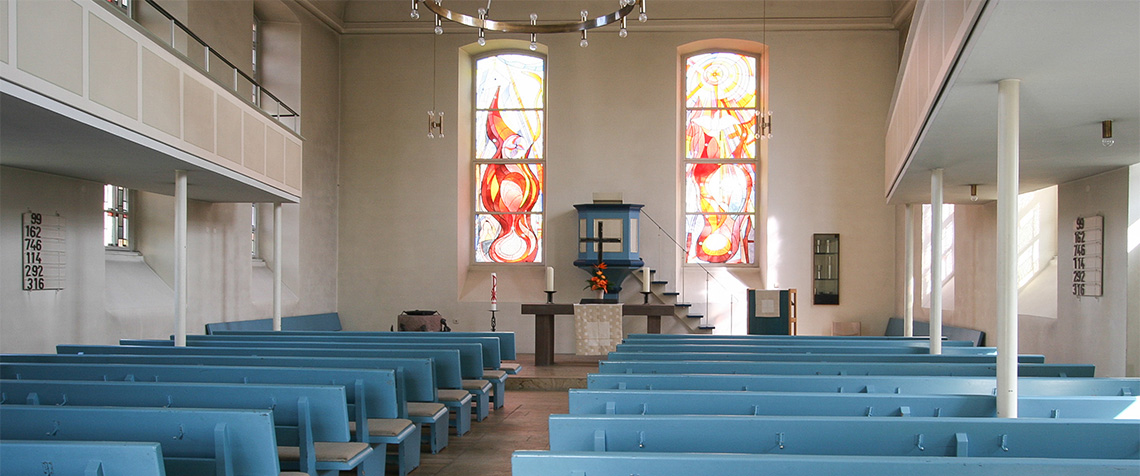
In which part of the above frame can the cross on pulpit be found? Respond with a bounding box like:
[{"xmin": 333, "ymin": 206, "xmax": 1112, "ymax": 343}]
[{"xmin": 579, "ymin": 220, "xmax": 622, "ymax": 266}]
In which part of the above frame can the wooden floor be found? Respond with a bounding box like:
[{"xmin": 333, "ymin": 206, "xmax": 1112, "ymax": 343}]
[{"xmin": 388, "ymin": 353, "xmax": 597, "ymax": 475}]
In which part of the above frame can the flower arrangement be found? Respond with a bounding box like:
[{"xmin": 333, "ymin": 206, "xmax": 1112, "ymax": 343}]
[{"xmin": 585, "ymin": 262, "xmax": 610, "ymax": 292}]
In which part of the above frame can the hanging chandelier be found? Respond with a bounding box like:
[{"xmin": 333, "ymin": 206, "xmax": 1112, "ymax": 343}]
[{"xmin": 410, "ymin": 0, "xmax": 648, "ymax": 49}]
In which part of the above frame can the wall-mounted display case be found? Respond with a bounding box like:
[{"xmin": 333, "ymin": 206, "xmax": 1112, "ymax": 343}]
[{"xmin": 813, "ymin": 233, "xmax": 839, "ymax": 305}]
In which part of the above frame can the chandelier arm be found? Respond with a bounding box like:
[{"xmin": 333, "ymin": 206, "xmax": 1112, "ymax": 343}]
[{"xmin": 420, "ymin": 1, "xmax": 638, "ymax": 34}]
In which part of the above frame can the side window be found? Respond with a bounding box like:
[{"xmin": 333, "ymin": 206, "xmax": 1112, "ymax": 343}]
[
  {"xmin": 473, "ymin": 53, "xmax": 546, "ymax": 263},
  {"xmin": 683, "ymin": 51, "xmax": 760, "ymax": 264},
  {"xmin": 104, "ymin": 184, "xmax": 131, "ymax": 249}
]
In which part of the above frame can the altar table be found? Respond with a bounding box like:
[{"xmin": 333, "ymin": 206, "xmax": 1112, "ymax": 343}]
[{"xmin": 520, "ymin": 303, "xmax": 673, "ymax": 366}]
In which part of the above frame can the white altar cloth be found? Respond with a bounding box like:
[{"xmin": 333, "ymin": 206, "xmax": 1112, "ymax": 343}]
[{"xmin": 573, "ymin": 304, "xmax": 623, "ymax": 355}]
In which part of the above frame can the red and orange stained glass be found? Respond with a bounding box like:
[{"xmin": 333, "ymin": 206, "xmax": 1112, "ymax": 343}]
[
  {"xmin": 684, "ymin": 52, "xmax": 758, "ymax": 264},
  {"xmin": 685, "ymin": 164, "xmax": 756, "ymax": 264},
  {"xmin": 475, "ymin": 53, "xmax": 545, "ymax": 263},
  {"xmin": 685, "ymin": 52, "xmax": 757, "ymax": 160}
]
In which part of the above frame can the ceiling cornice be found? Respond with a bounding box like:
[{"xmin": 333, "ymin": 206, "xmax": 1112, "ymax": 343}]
[{"xmin": 295, "ymin": 0, "xmax": 347, "ymax": 34}]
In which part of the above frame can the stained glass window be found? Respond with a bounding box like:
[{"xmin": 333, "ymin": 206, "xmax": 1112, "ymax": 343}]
[
  {"xmin": 474, "ymin": 53, "xmax": 545, "ymax": 263},
  {"xmin": 684, "ymin": 52, "xmax": 760, "ymax": 264}
]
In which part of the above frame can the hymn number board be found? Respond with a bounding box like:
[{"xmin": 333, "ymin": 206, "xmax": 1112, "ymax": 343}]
[
  {"xmin": 1071, "ymin": 215, "xmax": 1102, "ymax": 297},
  {"xmin": 22, "ymin": 212, "xmax": 66, "ymax": 291}
]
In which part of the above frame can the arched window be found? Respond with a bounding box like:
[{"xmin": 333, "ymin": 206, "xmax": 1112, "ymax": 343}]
[
  {"xmin": 683, "ymin": 51, "xmax": 760, "ymax": 264},
  {"xmin": 473, "ymin": 52, "xmax": 546, "ymax": 263}
]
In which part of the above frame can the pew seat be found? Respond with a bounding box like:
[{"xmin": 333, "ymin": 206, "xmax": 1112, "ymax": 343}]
[{"xmin": 408, "ymin": 402, "xmax": 450, "ymax": 453}]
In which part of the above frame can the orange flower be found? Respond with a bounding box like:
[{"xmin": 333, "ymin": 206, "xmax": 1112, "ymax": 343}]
[{"xmin": 596, "ymin": 263, "xmax": 608, "ymax": 270}]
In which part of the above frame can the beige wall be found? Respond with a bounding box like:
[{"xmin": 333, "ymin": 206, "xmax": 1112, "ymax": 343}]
[
  {"xmin": 904, "ymin": 167, "xmax": 1136, "ymax": 377},
  {"xmin": 0, "ymin": 168, "xmax": 106, "ymax": 353},
  {"xmin": 338, "ymin": 27, "xmax": 900, "ymax": 350},
  {"xmin": 0, "ymin": 0, "xmax": 339, "ymax": 349}
]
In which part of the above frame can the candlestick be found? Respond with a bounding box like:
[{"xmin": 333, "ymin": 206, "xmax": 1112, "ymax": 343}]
[
  {"xmin": 545, "ymin": 266, "xmax": 555, "ymax": 292},
  {"xmin": 640, "ymin": 291, "xmax": 652, "ymax": 304},
  {"xmin": 489, "ymin": 309, "xmax": 497, "ymax": 332},
  {"xmin": 641, "ymin": 266, "xmax": 651, "ymax": 293},
  {"xmin": 545, "ymin": 290, "xmax": 556, "ymax": 303}
]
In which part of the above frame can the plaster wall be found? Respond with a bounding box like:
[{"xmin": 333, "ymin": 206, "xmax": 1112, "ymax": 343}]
[
  {"xmin": 338, "ymin": 27, "xmax": 900, "ymax": 351},
  {"xmin": 0, "ymin": 168, "xmax": 105, "ymax": 353}
]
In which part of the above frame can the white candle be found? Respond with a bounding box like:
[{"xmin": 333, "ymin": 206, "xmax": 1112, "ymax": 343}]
[
  {"xmin": 642, "ymin": 267, "xmax": 651, "ymax": 293},
  {"xmin": 490, "ymin": 273, "xmax": 497, "ymax": 311},
  {"xmin": 545, "ymin": 266, "xmax": 555, "ymax": 292}
]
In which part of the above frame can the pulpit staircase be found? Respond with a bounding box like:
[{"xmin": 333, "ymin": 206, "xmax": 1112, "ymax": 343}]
[{"xmin": 636, "ymin": 270, "xmax": 715, "ymax": 333}]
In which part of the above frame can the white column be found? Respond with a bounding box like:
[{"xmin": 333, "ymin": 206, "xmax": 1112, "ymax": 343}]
[
  {"xmin": 273, "ymin": 203, "xmax": 283, "ymax": 331},
  {"xmin": 997, "ymin": 78, "xmax": 1021, "ymax": 418},
  {"xmin": 904, "ymin": 203, "xmax": 915, "ymax": 337},
  {"xmin": 929, "ymin": 169, "xmax": 944, "ymax": 355},
  {"xmin": 174, "ymin": 170, "xmax": 188, "ymax": 346}
]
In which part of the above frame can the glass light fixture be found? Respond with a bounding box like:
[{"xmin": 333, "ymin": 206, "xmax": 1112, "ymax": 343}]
[
  {"xmin": 969, "ymin": 184, "xmax": 979, "ymax": 202},
  {"xmin": 411, "ymin": 0, "xmax": 644, "ymax": 42},
  {"xmin": 1102, "ymin": 120, "xmax": 1114, "ymax": 147}
]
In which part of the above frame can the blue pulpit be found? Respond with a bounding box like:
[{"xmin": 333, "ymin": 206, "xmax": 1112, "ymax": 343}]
[{"xmin": 574, "ymin": 203, "xmax": 644, "ymax": 297}]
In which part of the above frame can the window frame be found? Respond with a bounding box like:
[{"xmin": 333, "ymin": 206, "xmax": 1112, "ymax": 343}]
[
  {"xmin": 681, "ymin": 48, "xmax": 764, "ymax": 267},
  {"xmin": 470, "ymin": 49, "xmax": 547, "ymax": 265},
  {"xmin": 103, "ymin": 184, "xmax": 133, "ymax": 250}
]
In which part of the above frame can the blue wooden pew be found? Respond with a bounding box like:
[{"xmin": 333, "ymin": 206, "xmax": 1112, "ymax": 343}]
[
  {"xmin": 1, "ymin": 353, "xmax": 458, "ymax": 452},
  {"xmin": 567, "ymin": 389, "xmax": 1140, "ymax": 419},
  {"xmin": 512, "ymin": 451, "xmax": 1140, "ymax": 476},
  {"xmin": 606, "ymin": 351, "xmax": 1047, "ymax": 363},
  {"xmin": 625, "ymin": 333, "xmax": 942, "ymax": 342},
  {"xmin": 170, "ymin": 337, "xmax": 497, "ymax": 419},
  {"xmin": 0, "ymin": 363, "xmax": 414, "ymax": 475},
  {"xmin": 55, "ymin": 344, "xmax": 476, "ymax": 436},
  {"xmin": 204, "ymin": 312, "xmax": 342, "ymax": 333},
  {"xmin": 0, "ymin": 405, "xmax": 284, "ymax": 476},
  {"xmin": 587, "ymin": 373, "xmax": 1140, "ymax": 396},
  {"xmin": 598, "ymin": 360, "xmax": 1096, "ymax": 377},
  {"xmin": 1, "ymin": 379, "xmax": 378, "ymax": 476},
  {"xmin": 547, "ymin": 414, "xmax": 1140, "ymax": 458},
  {"xmin": 613, "ymin": 343, "xmax": 994, "ymax": 354},
  {"xmin": 187, "ymin": 333, "xmax": 511, "ymax": 410},
  {"xmin": 0, "ymin": 440, "xmax": 167, "ymax": 476}
]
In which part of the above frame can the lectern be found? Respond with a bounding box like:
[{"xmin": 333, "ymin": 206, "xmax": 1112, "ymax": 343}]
[{"xmin": 747, "ymin": 289, "xmax": 797, "ymax": 335}]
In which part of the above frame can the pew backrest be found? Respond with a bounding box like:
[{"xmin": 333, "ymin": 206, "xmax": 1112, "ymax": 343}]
[
  {"xmin": 179, "ymin": 338, "xmax": 488, "ymax": 378},
  {"xmin": 605, "ymin": 351, "xmax": 1047, "ymax": 364},
  {"xmin": 0, "ymin": 440, "xmax": 166, "ymax": 476},
  {"xmin": 613, "ymin": 343, "xmax": 985, "ymax": 354},
  {"xmin": 567, "ymin": 389, "xmax": 1140, "ymax": 419},
  {"xmin": 204, "ymin": 313, "xmax": 342, "ymax": 333},
  {"xmin": 1, "ymin": 379, "xmax": 352, "ymax": 442},
  {"xmin": 0, "ymin": 405, "xmax": 281, "ymax": 475},
  {"xmin": 512, "ymin": 451, "xmax": 1140, "ymax": 476},
  {"xmin": 886, "ymin": 317, "xmax": 986, "ymax": 346},
  {"xmin": 0, "ymin": 362, "xmax": 404, "ymax": 420},
  {"xmin": 56, "ymin": 344, "xmax": 464, "ymax": 389},
  {"xmin": 548, "ymin": 414, "xmax": 1140, "ymax": 458},
  {"xmin": 2, "ymin": 353, "xmax": 434, "ymax": 404},
  {"xmin": 586, "ymin": 373, "xmax": 1140, "ymax": 396},
  {"xmin": 597, "ymin": 360, "xmax": 1096, "ymax": 377},
  {"xmin": 196, "ymin": 333, "xmax": 505, "ymax": 369}
]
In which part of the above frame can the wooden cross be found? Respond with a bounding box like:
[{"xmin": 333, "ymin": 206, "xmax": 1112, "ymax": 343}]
[{"xmin": 579, "ymin": 220, "xmax": 621, "ymax": 265}]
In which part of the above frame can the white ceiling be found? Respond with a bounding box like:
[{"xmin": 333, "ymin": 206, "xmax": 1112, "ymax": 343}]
[{"xmin": 887, "ymin": 0, "xmax": 1140, "ymax": 204}]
